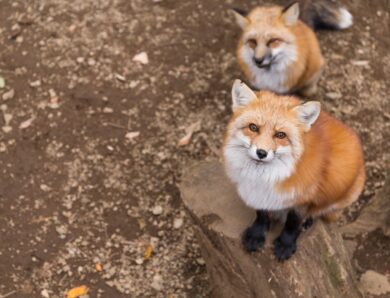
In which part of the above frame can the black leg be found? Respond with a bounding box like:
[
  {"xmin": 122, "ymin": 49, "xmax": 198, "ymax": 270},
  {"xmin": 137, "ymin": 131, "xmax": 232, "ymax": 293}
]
[
  {"xmin": 273, "ymin": 210, "xmax": 302, "ymax": 261},
  {"xmin": 242, "ymin": 210, "xmax": 270, "ymax": 252}
]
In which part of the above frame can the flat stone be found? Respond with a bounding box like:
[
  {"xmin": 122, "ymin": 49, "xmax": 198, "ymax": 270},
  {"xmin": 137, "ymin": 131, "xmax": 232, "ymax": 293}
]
[{"xmin": 360, "ymin": 270, "xmax": 390, "ymax": 295}]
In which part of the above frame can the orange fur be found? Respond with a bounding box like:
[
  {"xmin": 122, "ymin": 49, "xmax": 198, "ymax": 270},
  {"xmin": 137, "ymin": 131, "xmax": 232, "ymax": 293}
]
[
  {"xmin": 278, "ymin": 111, "xmax": 365, "ymax": 217},
  {"xmin": 225, "ymin": 90, "xmax": 365, "ymax": 219},
  {"xmin": 235, "ymin": 5, "xmax": 324, "ymax": 95}
]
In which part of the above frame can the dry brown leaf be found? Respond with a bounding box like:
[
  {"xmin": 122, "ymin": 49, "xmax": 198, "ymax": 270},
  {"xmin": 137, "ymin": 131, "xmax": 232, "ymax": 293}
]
[
  {"xmin": 132, "ymin": 52, "xmax": 149, "ymax": 64},
  {"xmin": 178, "ymin": 131, "xmax": 193, "ymax": 147},
  {"xmin": 66, "ymin": 285, "xmax": 89, "ymax": 298},
  {"xmin": 19, "ymin": 117, "xmax": 35, "ymax": 129},
  {"xmin": 178, "ymin": 120, "xmax": 201, "ymax": 147},
  {"xmin": 144, "ymin": 244, "xmax": 153, "ymax": 260},
  {"xmin": 95, "ymin": 263, "xmax": 102, "ymax": 272},
  {"xmin": 125, "ymin": 131, "xmax": 140, "ymax": 140}
]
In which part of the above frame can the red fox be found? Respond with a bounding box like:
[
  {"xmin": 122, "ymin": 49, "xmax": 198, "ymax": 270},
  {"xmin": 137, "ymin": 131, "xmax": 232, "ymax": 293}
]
[
  {"xmin": 232, "ymin": 0, "xmax": 353, "ymax": 96},
  {"xmin": 223, "ymin": 80, "xmax": 365, "ymax": 261}
]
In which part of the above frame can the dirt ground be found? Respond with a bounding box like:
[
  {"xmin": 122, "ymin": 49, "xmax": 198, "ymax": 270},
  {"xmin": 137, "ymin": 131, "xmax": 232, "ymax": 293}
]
[{"xmin": 0, "ymin": 0, "xmax": 389, "ymax": 297}]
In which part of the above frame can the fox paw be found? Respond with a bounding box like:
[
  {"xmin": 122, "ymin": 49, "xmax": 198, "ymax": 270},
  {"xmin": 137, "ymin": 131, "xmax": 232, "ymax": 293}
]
[
  {"xmin": 242, "ymin": 226, "xmax": 265, "ymax": 252},
  {"xmin": 302, "ymin": 217, "xmax": 314, "ymax": 230},
  {"xmin": 273, "ymin": 237, "xmax": 296, "ymax": 261}
]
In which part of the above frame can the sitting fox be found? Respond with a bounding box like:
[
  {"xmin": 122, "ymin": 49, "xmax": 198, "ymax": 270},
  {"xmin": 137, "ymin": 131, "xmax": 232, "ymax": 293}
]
[
  {"xmin": 232, "ymin": 0, "xmax": 353, "ymax": 96},
  {"xmin": 223, "ymin": 80, "xmax": 365, "ymax": 261}
]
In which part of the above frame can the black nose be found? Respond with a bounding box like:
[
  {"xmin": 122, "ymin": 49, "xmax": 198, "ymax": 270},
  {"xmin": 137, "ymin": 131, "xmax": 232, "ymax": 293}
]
[
  {"xmin": 253, "ymin": 57, "xmax": 265, "ymax": 66},
  {"xmin": 256, "ymin": 149, "xmax": 268, "ymax": 159}
]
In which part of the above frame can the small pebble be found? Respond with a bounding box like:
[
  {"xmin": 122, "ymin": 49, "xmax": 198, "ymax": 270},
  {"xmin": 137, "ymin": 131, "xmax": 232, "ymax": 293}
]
[
  {"xmin": 152, "ymin": 205, "xmax": 163, "ymax": 215},
  {"xmin": 173, "ymin": 218, "xmax": 183, "ymax": 229},
  {"xmin": 151, "ymin": 274, "xmax": 163, "ymax": 291},
  {"xmin": 103, "ymin": 107, "xmax": 113, "ymax": 113},
  {"xmin": 41, "ymin": 289, "xmax": 50, "ymax": 298},
  {"xmin": 196, "ymin": 257, "xmax": 205, "ymax": 265},
  {"xmin": 2, "ymin": 126, "xmax": 12, "ymax": 133},
  {"xmin": 29, "ymin": 80, "xmax": 41, "ymax": 88}
]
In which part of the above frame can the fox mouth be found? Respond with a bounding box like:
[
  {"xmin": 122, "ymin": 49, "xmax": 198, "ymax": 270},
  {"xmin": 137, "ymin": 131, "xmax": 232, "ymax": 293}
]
[
  {"xmin": 254, "ymin": 56, "xmax": 278, "ymax": 70},
  {"xmin": 255, "ymin": 59, "xmax": 275, "ymax": 70},
  {"xmin": 257, "ymin": 63, "xmax": 271, "ymax": 69},
  {"xmin": 250, "ymin": 157, "xmax": 266, "ymax": 164}
]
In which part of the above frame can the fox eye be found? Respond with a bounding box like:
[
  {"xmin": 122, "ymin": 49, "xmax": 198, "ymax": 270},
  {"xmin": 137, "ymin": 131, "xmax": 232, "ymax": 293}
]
[
  {"xmin": 275, "ymin": 131, "xmax": 287, "ymax": 139},
  {"xmin": 249, "ymin": 123, "xmax": 259, "ymax": 132},
  {"xmin": 247, "ymin": 39, "xmax": 257, "ymax": 49},
  {"xmin": 267, "ymin": 38, "xmax": 282, "ymax": 47}
]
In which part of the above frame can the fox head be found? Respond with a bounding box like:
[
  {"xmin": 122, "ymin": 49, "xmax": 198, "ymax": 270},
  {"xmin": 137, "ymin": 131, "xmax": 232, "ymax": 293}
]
[
  {"xmin": 224, "ymin": 80, "xmax": 321, "ymax": 181},
  {"xmin": 232, "ymin": 2, "xmax": 300, "ymax": 71}
]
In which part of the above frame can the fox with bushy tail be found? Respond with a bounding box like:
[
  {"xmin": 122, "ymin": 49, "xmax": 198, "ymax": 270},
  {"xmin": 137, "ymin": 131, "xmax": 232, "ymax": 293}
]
[{"xmin": 232, "ymin": 0, "xmax": 353, "ymax": 96}]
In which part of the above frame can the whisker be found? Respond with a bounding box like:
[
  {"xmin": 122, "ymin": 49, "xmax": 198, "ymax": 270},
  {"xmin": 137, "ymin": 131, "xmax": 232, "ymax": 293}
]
[{"xmin": 225, "ymin": 143, "xmax": 250, "ymax": 150}]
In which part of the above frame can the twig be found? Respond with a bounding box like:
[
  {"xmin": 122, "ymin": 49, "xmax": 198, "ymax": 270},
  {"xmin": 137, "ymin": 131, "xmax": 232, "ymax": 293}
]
[
  {"xmin": 0, "ymin": 290, "xmax": 16, "ymax": 298},
  {"xmin": 103, "ymin": 122, "xmax": 126, "ymax": 129}
]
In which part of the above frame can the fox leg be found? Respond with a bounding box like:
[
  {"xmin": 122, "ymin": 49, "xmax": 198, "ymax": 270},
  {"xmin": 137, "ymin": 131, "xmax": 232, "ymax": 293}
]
[
  {"xmin": 273, "ymin": 209, "xmax": 303, "ymax": 261},
  {"xmin": 322, "ymin": 210, "xmax": 343, "ymax": 222},
  {"xmin": 299, "ymin": 68, "xmax": 323, "ymax": 97},
  {"xmin": 242, "ymin": 210, "xmax": 270, "ymax": 252},
  {"xmin": 300, "ymin": 82, "xmax": 318, "ymax": 97}
]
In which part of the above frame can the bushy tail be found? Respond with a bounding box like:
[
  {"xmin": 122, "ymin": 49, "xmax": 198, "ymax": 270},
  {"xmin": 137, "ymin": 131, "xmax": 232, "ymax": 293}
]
[{"xmin": 292, "ymin": 0, "xmax": 353, "ymax": 30}]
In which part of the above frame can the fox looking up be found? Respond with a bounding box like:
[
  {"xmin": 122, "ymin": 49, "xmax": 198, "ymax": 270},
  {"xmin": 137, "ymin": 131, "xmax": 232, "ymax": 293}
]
[
  {"xmin": 232, "ymin": 0, "xmax": 353, "ymax": 96},
  {"xmin": 223, "ymin": 80, "xmax": 365, "ymax": 261}
]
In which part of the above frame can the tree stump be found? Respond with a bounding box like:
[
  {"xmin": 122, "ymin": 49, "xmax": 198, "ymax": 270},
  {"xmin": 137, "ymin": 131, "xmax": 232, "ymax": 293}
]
[
  {"xmin": 180, "ymin": 160, "xmax": 362, "ymax": 298},
  {"xmin": 341, "ymin": 171, "xmax": 390, "ymax": 237}
]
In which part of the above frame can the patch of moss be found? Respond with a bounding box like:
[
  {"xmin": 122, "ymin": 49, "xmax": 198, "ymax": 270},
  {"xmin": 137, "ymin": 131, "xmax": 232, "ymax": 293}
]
[{"xmin": 323, "ymin": 253, "xmax": 343, "ymax": 290}]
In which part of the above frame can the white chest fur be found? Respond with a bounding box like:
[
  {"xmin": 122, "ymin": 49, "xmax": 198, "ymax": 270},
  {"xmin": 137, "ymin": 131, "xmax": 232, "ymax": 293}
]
[
  {"xmin": 235, "ymin": 175, "xmax": 296, "ymax": 210},
  {"xmin": 248, "ymin": 64, "xmax": 288, "ymax": 94},
  {"xmin": 224, "ymin": 144, "xmax": 297, "ymax": 211}
]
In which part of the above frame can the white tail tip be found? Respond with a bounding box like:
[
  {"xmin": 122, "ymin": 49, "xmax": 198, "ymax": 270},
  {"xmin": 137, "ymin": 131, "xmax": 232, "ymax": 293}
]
[{"xmin": 338, "ymin": 8, "xmax": 353, "ymax": 29}]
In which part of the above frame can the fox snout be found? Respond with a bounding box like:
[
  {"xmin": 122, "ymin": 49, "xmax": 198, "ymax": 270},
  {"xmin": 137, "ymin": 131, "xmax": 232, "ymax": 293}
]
[
  {"xmin": 253, "ymin": 54, "xmax": 273, "ymax": 68},
  {"xmin": 249, "ymin": 145, "xmax": 275, "ymax": 162},
  {"xmin": 253, "ymin": 47, "xmax": 273, "ymax": 68},
  {"xmin": 256, "ymin": 149, "xmax": 268, "ymax": 159}
]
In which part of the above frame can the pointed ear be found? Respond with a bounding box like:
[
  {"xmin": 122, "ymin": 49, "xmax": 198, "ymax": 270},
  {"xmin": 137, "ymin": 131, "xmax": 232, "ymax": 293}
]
[
  {"xmin": 232, "ymin": 79, "xmax": 257, "ymax": 110},
  {"xmin": 231, "ymin": 7, "xmax": 249, "ymax": 29},
  {"xmin": 292, "ymin": 101, "xmax": 321, "ymax": 131},
  {"xmin": 281, "ymin": 2, "xmax": 300, "ymax": 26}
]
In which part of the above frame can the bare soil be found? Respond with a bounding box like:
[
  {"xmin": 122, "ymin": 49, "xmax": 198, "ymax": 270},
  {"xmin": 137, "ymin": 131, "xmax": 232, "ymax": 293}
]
[{"xmin": 0, "ymin": 0, "xmax": 389, "ymax": 297}]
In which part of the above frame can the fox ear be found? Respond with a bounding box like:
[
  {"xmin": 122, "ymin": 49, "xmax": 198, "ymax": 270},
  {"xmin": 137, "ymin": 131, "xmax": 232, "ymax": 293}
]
[
  {"xmin": 281, "ymin": 2, "xmax": 300, "ymax": 26},
  {"xmin": 293, "ymin": 101, "xmax": 321, "ymax": 131},
  {"xmin": 231, "ymin": 7, "xmax": 249, "ymax": 29},
  {"xmin": 231, "ymin": 79, "xmax": 257, "ymax": 110}
]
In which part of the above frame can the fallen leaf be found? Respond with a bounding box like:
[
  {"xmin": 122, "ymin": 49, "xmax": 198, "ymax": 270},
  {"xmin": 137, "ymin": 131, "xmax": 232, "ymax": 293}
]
[
  {"xmin": 29, "ymin": 80, "xmax": 41, "ymax": 88},
  {"xmin": 132, "ymin": 52, "xmax": 149, "ymax": 64},
  {"xmin": 178, "ymin": 120, "xmax": 201, "ymax": 146},
  {"xmin": 125, "ymin": 131, "xmax": 140, "ymax": 140},
  {"xmin": 144, "ymin": 244, "xmax": 153, "ymax": 260},
  {"xmin": 103, "ymin": 107, "xmax": 113, "ymax": 113},
  {"xmin": 2, "ymin": 89, "xmax": 15, "ymax": 101},
  {"xmin": 178, "ymin": 131, "xmax": 192, "ymax": 146},
  {"xmin": 95, "ymin": 263, "xmax": 102, "ymax": 272},
  {"xmin": 19, "ymin": 117, "xmax": 35, "ymax": 129},
  {"xmin": 2, "ymin": 126, "xmax": 12, "ymax": 133},
  {"xmin": 115, "ymin": 73, "xmax": 126, "ymax": 82},
  {"xmin": 66, "ymin": 285, "xmax": 89, "ymax": 298}
]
